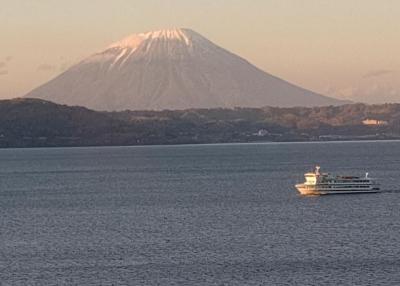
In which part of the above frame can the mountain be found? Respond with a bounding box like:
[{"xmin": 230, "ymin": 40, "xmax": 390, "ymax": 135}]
[
  {"xmin": 327, "ymin": 70, "xmax": 400, "ymax": 104},
  {"xmin": 26, "ymin": 28, "xmax": 346, "ymax": 111}
]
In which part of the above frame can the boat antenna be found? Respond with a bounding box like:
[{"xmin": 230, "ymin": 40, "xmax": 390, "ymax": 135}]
[
  {"xmin": 365, "ymin": 172, "xmax": 369, "ymax": 178},
  {"xmin": 315, "ymin": 165, "xmax": 321, "ymax": 175}
]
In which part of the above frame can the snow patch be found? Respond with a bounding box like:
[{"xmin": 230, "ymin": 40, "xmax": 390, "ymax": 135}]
[
  {"xmin": 110, "ymin": 48, "xmax": 128, "ymax": 68},
  {"xmin": 145, "ymin": 29, "xmax": 191, "ymax": 45},
  {"xmin": 108, "ymin": 34, "xmax": 147, "ymax": 49}
]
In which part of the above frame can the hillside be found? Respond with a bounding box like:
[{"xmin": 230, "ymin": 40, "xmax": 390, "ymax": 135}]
[{"xmin": 0, "ymin": 98, "xmax": 399, "ymax": 148}]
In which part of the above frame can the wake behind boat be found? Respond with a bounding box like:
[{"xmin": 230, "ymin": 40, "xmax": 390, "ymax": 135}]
[{"xmin": 295, "ymin": 166, "xmax": 380, "ymax": 195}]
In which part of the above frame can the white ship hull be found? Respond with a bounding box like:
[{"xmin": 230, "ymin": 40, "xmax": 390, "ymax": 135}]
[{"xmin": 296, "ymin": 184, "xmax": 381, "ymax": 195}]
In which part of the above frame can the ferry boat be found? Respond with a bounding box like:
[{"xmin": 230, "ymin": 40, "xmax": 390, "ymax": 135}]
[{"xmin": 295, "ymin": 166, "xmax": 380, "ymax": 195}]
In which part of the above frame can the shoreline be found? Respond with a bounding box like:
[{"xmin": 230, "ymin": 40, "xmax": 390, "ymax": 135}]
[{"xmin": 1, "ymin": 138, "xmax": 400, "ymax": 150}]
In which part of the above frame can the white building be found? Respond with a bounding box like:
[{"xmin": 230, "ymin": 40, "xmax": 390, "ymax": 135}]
[{"xmin": 362, "ymin": 119, "xmax": 388, "ymax": 126}]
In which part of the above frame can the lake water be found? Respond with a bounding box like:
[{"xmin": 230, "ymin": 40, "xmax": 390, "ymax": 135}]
[{"xmin": 1, "ymin": 141, "xmax": 400, "ymax": 285}]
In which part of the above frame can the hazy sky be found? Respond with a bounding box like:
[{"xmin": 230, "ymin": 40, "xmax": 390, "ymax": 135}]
[{"xmin": 1, "ymin": 0, "xmax": 400, "ymax": 102}]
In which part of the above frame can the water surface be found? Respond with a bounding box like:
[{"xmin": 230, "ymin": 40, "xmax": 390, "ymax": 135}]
[{"xmin": 1, "ymin": 141, "xmax": 400, "ymax": 285}]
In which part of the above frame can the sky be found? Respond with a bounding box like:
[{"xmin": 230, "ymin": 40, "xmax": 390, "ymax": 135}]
[{"xmin": 1, "ymin": 0, "xmax": 400, "ymax": 102}]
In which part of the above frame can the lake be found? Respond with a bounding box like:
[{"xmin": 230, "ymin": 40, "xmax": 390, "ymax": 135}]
[{"xmin": 1, "ymin": 141, "xmax": 400, "ymax": 285}]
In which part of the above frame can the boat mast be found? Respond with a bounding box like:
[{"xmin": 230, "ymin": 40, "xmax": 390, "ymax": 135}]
[{"xmin": 315, "ymin": 165, "xmax": 321, "ymax": 176}]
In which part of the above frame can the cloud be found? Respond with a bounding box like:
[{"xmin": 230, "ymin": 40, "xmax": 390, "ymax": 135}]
[
  {"xmin": 0, "ymin": 70, "xmax": 8, "ymax": 76},
  {"xmin": 5, "ymin": 56, "xmax": 12, "ymax": 62},
  {"xmin": 37, "ymin": 64, "xmax": 56, "ymax": 71},
  {"xmin": 363, "ymin": 69, "xmax": 395, "ymax": 78},
  {"xmin": 0, "ymin": 62, "xmax": 5, "ymax": 68}
]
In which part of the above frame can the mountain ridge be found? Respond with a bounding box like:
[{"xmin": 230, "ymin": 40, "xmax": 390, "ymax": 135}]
[{"xmin": 1, "ymin": 98, "xmax": 400, "ymax": 148}]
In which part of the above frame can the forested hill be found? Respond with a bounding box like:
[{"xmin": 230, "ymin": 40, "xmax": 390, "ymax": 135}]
[{"xmin": 1, "ymin": 98, "xmax": 400, "ymax": 147}]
